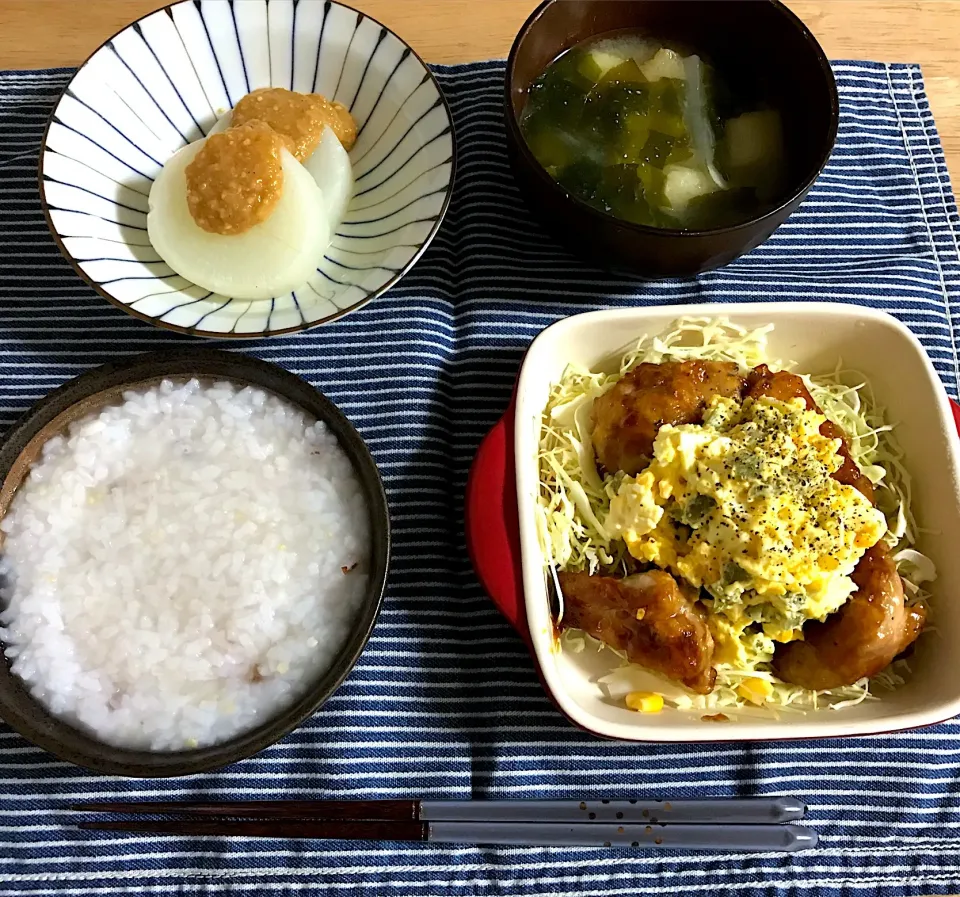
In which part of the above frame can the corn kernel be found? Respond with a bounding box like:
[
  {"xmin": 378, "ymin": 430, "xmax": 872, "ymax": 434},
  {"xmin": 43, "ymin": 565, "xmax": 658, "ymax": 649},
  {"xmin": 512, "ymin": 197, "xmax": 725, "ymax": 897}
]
[
  {"xmin": 625, "ymin": 691, "xmax": 664, "ymax": 713},
  {"xmin": 736, "ymin": 678, "xmax": 774, "ymax": 705},
  {"xmin": 635, "ymin": 608, "xmax": 646, "ymax": 621}
]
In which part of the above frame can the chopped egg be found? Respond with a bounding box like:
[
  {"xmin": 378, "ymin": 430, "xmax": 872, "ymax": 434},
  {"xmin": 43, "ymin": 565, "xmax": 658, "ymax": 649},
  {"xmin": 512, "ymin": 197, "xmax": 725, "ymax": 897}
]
[
  {"xmin": 605, "ymin": 469, "xmax": 663, "ymax": 541},
  {"xmin": 607, "ymin": 395, "xmax": 888, "ymax": 641}
]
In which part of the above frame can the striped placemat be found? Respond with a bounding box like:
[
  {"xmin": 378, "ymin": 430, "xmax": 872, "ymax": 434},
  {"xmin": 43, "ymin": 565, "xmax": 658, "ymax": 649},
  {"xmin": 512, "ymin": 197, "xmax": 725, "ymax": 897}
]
[{"xmin": 1, "ymin": 59, "xmax": 959, "ymax": 897}]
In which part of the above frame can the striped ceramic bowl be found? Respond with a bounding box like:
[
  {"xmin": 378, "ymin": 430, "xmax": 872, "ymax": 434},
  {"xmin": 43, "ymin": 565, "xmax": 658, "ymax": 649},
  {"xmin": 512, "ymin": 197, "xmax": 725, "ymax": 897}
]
[{"xmin": 39, "ymin": 0, "xmax": 455, "ymax": 338}]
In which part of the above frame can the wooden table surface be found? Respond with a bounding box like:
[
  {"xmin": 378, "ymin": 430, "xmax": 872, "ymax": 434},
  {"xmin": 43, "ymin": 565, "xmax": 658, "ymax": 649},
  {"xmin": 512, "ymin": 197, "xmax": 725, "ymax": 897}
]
[
  {"xmin": 0, "ymin": 1, "xmax": 958, "ymax": 893},
  {"xmin": 2, "ymin": 0, "xmax": 960, "ymax": 187}
]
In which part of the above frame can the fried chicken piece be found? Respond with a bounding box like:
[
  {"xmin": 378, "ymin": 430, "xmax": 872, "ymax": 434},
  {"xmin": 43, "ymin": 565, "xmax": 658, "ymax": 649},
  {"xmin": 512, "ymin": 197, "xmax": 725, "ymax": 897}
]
[
  {"xmin": 557, "ymin": 569, "xmax": 717, "ymax": 694},
  {"xmin": 745, "ymin": 364, "xmax": 874, "ymax": 502},
  {"xmin": 773, "ymin": 544, "xmax": 926, "ymax": 690},
  {"xmin": 591, "ymin": 361, "xmax": 747, "ymax": 475}
]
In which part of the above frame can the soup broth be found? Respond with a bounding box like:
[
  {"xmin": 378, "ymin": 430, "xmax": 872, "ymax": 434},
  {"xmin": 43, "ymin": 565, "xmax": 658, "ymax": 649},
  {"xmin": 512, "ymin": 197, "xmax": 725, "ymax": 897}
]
[{"xmin": 519, "ymin": 33, "xmax": 786, "ymax": 231}]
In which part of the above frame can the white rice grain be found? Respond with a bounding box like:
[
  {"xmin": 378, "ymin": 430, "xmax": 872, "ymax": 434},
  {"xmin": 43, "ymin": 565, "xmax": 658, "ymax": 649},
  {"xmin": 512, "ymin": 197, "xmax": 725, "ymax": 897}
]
[{"xmin": 0, "ymin": 379, "xmax": 371, "ymax": 751}]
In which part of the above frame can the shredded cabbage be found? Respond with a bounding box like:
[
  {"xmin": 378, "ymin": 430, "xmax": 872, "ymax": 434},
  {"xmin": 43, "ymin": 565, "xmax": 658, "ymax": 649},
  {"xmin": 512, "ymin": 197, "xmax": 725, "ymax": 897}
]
[{"xmin": 537, "ymin": 316, "xmax": 934, "ymax": 717}]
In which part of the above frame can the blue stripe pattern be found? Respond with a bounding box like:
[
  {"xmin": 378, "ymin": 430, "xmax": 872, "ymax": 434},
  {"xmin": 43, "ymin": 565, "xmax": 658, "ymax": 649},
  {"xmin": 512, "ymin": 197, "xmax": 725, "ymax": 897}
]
[{"xmin": 1, "ymin": 59, "xmax": 960, "ymax": 896}]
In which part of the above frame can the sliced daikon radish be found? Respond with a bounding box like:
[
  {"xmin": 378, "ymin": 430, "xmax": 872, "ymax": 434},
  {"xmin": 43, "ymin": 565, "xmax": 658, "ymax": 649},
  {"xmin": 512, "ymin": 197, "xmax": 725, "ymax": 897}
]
[
  {"xmin": 640, "ymin": 48, "xmax": 686, "ymax": 82},
  {"xmin": 207, "ymin": 111, "xmax": 233, "ymax": 136},
  {"xmin": 662, "ymin": 164, "xmax": 721, "ymax": 216},
  {"xmin": 303, "ymin": 126, "xmax": 354, "ymax": 226},
  {"xmin": 147, "ymin": 140, "xmax": 330, "ymax": 300}
]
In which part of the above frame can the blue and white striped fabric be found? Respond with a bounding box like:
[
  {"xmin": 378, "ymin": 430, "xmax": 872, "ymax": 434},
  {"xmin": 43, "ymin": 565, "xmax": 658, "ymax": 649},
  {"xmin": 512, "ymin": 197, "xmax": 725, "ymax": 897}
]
[{"xmin": 1, "ymin": 59, "xmax": 960, "ymax": 897}]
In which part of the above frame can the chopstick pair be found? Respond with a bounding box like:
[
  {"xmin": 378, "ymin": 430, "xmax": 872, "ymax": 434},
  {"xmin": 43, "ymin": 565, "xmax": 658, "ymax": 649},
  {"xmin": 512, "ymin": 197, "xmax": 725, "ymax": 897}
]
[{"xmin": 75, "ymin": 798, "xmax": 817, "ymax": 852}]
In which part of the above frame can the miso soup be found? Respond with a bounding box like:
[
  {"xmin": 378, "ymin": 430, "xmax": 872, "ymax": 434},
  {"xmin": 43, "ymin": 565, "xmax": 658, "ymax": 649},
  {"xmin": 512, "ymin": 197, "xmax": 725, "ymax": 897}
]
[{"xmin": 519, "ymin": 33, "xmax": 786, "ymax": 230}]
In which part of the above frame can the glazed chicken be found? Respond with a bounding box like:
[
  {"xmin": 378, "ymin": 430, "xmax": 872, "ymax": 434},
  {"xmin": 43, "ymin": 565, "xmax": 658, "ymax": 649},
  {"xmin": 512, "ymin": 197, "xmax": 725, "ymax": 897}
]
[
  {"xmin": 591, "ymin": 360, "xmax": 747, "ymax": 475},
  {"xmin": 773, "ymin": 544, "xmax": 926, "ymax": 690},
  {"xmin": 557, "ymin": 569, "xmax": 717, "ymax": 693},
  {"xmin": 745, "ymin": 364, "xmax": 875, "ymax": 502}
]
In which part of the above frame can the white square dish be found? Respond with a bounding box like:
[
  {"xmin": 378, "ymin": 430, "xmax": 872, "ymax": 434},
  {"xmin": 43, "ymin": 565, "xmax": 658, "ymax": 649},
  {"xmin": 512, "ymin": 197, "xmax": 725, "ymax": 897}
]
[{"xmin": 514, "ymin": 302, "xmax": 960, "ymax": 741}]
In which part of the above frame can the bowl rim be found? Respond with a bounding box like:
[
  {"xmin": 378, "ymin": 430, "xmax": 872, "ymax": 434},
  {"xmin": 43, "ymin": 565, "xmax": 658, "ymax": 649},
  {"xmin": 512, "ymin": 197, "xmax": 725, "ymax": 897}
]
[
  {"xmin": 504, "ymin": 0, "xmax": 840, "ymax": 240},
  {"xmin": 0, "ymin": 348, "xmax": 391, "ymax": 776},
  {"xmin": 37, "ymin": 0, "xmax": 458, "ymax": 340},
  {"xmin": 513, "ymin": 301, "xmax": 960, "ymax": 742}
]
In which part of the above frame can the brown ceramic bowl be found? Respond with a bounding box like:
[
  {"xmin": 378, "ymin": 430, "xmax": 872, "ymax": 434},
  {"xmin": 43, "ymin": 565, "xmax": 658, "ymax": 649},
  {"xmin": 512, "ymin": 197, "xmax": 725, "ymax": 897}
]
[
  {"xmin": 0, "ymin": 349, "xmax": 390, "ymax": 777},
  {"xmin": 504, "ymin": 0, "xmax": 839, "ymax": 277}
]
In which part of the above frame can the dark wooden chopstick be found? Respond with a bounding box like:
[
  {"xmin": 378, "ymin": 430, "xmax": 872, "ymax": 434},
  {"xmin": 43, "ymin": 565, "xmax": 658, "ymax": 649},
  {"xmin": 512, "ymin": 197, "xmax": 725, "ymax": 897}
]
[
  {"xmin": 73, "ymin": 797, "xmax": 806, "ymax": 825},
  {"xmin": 77, "ymin": 817, "xmax": 818, "ymax": 851},
  {"xmin": 75, "ymin": 800, "xmax": 419, "ymax": 821},
  {"xmin": 80, "ymin": 818, "xmax": 428, "ymax": 840}
]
